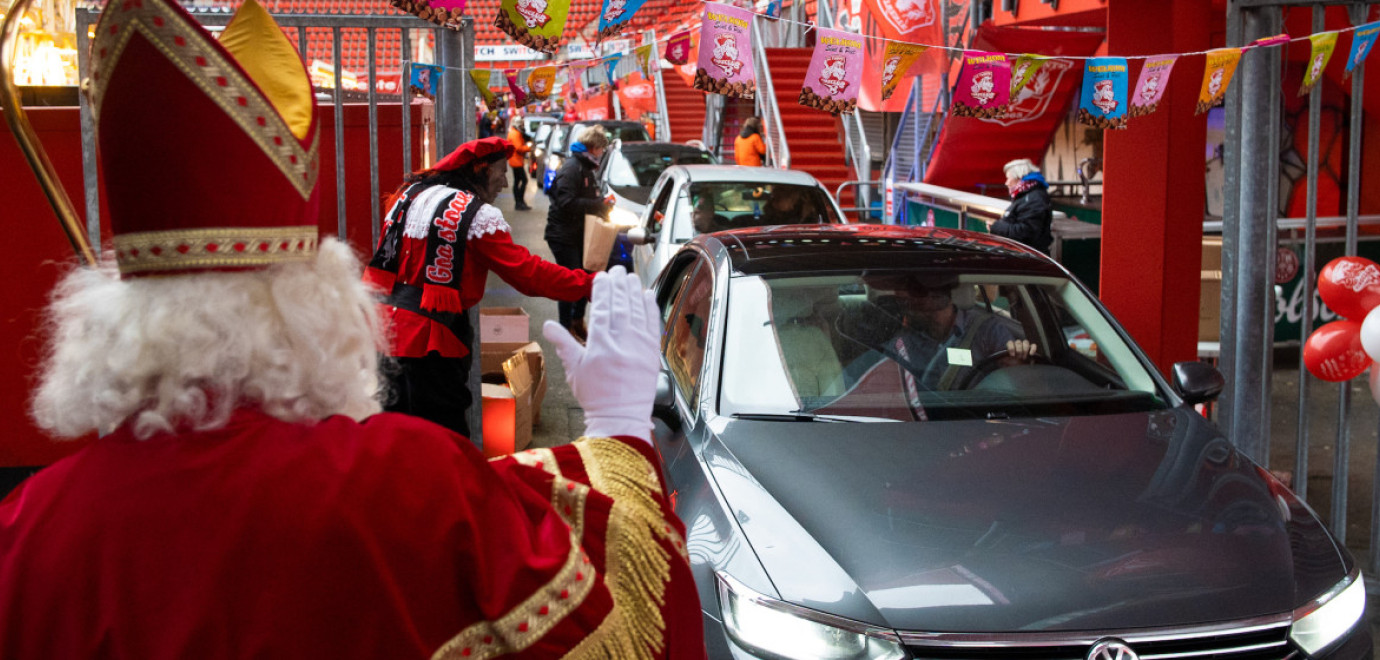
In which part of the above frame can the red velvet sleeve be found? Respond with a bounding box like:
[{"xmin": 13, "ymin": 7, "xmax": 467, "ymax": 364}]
[{"xmin": 469, "ymin": 230, "xmax": 595, "ymax": 302}]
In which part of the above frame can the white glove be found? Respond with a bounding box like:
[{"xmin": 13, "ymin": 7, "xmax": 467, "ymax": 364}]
[{"xmin": 542, "ymin": 266, "xmax": 661, "ymax": 443}]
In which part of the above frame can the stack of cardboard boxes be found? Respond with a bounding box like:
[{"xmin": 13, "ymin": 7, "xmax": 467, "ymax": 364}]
[{"xmin": 479, "ymin": 307, "xmax": 548, "ymax": 458}]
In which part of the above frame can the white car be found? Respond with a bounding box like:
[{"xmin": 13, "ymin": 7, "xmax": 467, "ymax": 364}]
[{"xmin": 626, "ymin": 165, "xmax": 846, "ymax": 287}]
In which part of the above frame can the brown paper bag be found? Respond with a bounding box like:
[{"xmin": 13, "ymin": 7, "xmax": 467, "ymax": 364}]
[{"xmin": 582, "ymin": 213, "xmax": 617, "ymax": 272}]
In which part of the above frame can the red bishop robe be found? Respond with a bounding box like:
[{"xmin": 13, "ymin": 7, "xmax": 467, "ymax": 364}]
[
  {"xmin": 370, "ymin": 196, "xmax": 595, "ymax": 359},
  {"xmin": 0, "ymin": 409, "xmax": 703, "ymax": 659}
]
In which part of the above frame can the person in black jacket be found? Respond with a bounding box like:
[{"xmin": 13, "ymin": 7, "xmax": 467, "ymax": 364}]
[
  {"xmin": 544, "ymin": 125, "xmax": 613, "ymax": 340},
  {"xmin": 990, "ymin": 158, "xmax": 1054, "ymax": 255}
]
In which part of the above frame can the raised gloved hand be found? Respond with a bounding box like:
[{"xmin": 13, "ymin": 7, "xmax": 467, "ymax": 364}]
[{"xmin": 542, "ymin": 266, "xmax": 661, "ymax": 443}]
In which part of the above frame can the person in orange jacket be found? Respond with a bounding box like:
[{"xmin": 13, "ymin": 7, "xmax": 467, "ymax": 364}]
[
  {"xmin": 506, "ymin": 117, "xmax": 533, "ymax": 210},
  {"xmin": 734, "ymin": 116, "xmax": 767, "ymax": 166}
]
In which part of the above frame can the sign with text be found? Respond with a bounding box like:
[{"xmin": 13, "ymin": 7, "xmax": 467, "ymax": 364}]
[
  {"xmin": 1077, "ymin": 57, "xmax": 1128, "ymax": 129},
  {"xmin": 695, "ymin": 3, "xmax": 755, "ymax": 99},
  {"xmin": 800, "ymin": 27, "xmax": 863, "ymax": 114}
]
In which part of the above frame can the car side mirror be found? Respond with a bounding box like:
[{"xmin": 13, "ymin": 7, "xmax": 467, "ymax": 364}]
[
  {"xmin": 1173, "ymin": 361, "xmax": 1225, "ymax": 405},
  {"xmin": 653, "ymin": 369, "xmax": 680, "ymax": 430},
  {"xmin": 627, "ymin": 226, "xmax": 655, "ymax": 245}
]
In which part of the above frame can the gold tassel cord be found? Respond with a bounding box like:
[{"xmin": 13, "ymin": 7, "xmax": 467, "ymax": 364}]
[{"xmin": 0, "ymin": 0, "xmax": 96, "ymax": 267}]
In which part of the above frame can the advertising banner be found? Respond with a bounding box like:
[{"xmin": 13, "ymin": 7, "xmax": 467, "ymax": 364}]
[
  {"xmin": 951, "ymin": 51, "xmax": 1011, "ymax": 119},
  {"xmin": 634, "ymin": 44, "xmax": 655, "ymax": 78},
  {"xmin": 1346, "ymin": 21, "xmax": 1380, "ymax": 77},
  {"xmin": 1077, "ymin": 57, "xmax": 1128, "ymax": 129},
  {"xmin": 1301, "ymin": 32, "xmax": 1339, "ymax": 96},
  {"xmin": 799, "ymin": 27, "xmax": 863, "ymax": 114},
  {"xmin": 597, "ymin": 0, "xmax": 647, "ymax": 41},
  {"xmin": 665, "ymin": 30, "xmax": 692, "ymax": 65},
  {"xmin": 528, "ymin": 65, "xmax": 556, "ymax": 99},
  {"xmin": 506, "ymin": 69, "xmax": 528, "ymax": 106},
  {"xmin": 603, "ymin": 53, "xmax": 623, "ymax": 85},
  {"xmin": 1128, "ymin": 54, "xmax": 1177, "ymax": 118},
  {"xmin": 1196, "ymin": 47, "xmax": 1242, "ymax": 115},
  {"xmin": 409, "ymin": 63, "xmax": 441, "ymax": 100},
  {"xmin": 878, "ymin": 40, "xmax": 928, "ymax": 101},
  {"xmin": 695, "ymin": 3, "xmax": 755, "ymax": 99},
  {"xmin": 471, "ymin": 69, "xmax": 500, "ymax": 109},
  {"xmin": 495, "ymin": 0, "xmax": 570, "ymax": 54}
]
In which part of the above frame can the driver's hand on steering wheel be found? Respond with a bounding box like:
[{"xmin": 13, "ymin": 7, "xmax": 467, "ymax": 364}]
[{"xmin": 1000, "ymin": 339, "xmax": 1039, "ymax": 367}]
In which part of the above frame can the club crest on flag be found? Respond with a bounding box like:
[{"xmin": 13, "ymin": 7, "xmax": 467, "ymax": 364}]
[
  {"xmin": 819, "ymin": 56, "xmax": 850, "ymax": 95},
  {"xmin": 970, "ymin": 71, "xmax": 997, "ymax": 105},
  {"xmin": 874, "ymin": 0, "xmax": 935, "ymax": 36},
  {"xmin": 1092, "ymin": 79, "xmax": 1118, "ymax": 114},
  {"xmin": 711, "ymin": 34, "xmax": 744, "ymax": 77},
  {"xmin": 985, "ymin": 58, "xmax": 1071, "ymax": 127},
  {"xmin": 881, "ymin": 55, "xmax": 902, "ymax": 90},
  {"xmin": 516, "ymin": 0, "xmax": 551, "ymax": 27}
]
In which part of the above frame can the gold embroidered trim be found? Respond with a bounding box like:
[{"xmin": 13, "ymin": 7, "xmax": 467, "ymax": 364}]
[
  {"xmin": 562, "ymin": 437, "xmax": 682, "ymax": 659},
  {"xmin": 432, "ymin": 478, "xmax": 597, "ymax": 660},
  {"xmin": 509, "ymin": 447, "xmax": 560, "ymax": 476},
  {"xmin": 89, "ymin": 0, "xmax": 318, "ymax": 198},
  {"xmin": 113, "ymin": 226, "xmax": 317, "ymax": 275}
]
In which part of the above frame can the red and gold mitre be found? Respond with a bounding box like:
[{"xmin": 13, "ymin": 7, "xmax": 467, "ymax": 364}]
[{"xmin": 88, "ymin": 0, "xmax": 320, "ymax": 277}]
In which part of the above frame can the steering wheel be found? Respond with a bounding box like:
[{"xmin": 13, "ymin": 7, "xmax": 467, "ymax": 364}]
[{"xmin": 953, "ymin": 347, "xmax": 1053, "ymax": 390}]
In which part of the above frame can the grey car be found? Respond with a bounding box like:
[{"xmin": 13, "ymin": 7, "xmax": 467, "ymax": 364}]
[{"xmin": 650, "ymin": 224, "xmax": 1371, "ymax": 660}]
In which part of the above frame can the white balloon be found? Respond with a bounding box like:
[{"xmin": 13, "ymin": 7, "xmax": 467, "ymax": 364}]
[
  {"xmin": 1371, "ymin": 364, "xmax": 1380, "ymax": 407},
  {"xmin": 1363, "ymin": 306, "xmax": 1380, "ymax": 363}
]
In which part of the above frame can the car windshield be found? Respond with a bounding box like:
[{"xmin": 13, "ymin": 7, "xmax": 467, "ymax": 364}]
[
  {"xmin": 534, "ymin": 123, "xmax": 553, "ymax": 145},
  {"xmin": 549, "ymin": 125, "xmax": 569, "ymax": 153},
  {"xmin": 606, "ymin": 149, "xmax": 715, "ymax": 191},
  {"xmin": 670, "ymin": 182, "xmax": 839, "ymax": 242},
  {"xmin": 719, "ymin": 271, "xmax": 1168, "ymax": 421}
]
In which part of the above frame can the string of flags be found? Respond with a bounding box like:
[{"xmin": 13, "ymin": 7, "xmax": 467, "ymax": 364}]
[{"xmin": 391, "ymin": 0, "xmax": 1380, "ymax": 126}]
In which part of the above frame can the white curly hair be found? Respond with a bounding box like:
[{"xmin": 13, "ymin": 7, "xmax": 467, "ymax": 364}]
[{"xmin": 31, "ymin": 238, "xmax": 387, "ymax": 440}]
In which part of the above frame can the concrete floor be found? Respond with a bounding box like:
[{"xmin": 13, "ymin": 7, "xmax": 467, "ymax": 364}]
[{"xmin": 480, "ymin": 178, "xmax": 1380, "ymax": 650}]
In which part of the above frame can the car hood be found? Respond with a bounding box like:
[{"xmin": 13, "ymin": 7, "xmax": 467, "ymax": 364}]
[{"xmin": 710, "ymin": 409, "xmax": 1347, "ymax": 633}]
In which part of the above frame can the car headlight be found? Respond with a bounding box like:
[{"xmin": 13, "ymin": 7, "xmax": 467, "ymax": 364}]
[
  {"xmin": 609, "ymin": 205, "xmax": 640, "ymax": 228},
  {"xmin": 548, "ymin": 154, "xmax": 562, "ymax": 169},
  {"xmin": 717, "ymin": 572, "xmax": 907, "ymax": 660},
  {"xmin": 1290, "ymin": 570, "xmax": 1367, "ymax": 656}
]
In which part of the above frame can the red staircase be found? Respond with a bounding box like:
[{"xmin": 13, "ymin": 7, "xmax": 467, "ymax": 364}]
[
  {"xmin": 662, "ymin": 77, "xmax": 707, "ymax": 145},
  {"xmin": 764, "ymin": 47, "xmax": 854, "ymax": 209}
]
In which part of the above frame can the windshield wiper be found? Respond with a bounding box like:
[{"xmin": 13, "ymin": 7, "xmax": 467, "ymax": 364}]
[{"xmin": 730, "ymin": 412, "xmax": 859, "ymax": 423}]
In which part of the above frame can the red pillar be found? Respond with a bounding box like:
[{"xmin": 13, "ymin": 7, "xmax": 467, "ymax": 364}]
[{"xmin": 1102, "ymin": 0, "xmax": 1211, "ymax": 374}]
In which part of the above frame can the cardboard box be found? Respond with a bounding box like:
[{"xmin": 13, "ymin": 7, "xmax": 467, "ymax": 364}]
[
  {"xmin": 481, "ymin": 341, "xmax": 547, "ymax": 424},
  {"xmin": 480, "ymin": 349, "xmax": 535, "ymax": 458},
  {"xmin": 479, "ymin": 307, "xmax": 530, "ymax": 343}
]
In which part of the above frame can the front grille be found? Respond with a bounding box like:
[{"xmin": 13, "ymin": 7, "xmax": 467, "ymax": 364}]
[{"xmin": 903, "ymin": 616, "xmax": 1294, "ymax": 660}]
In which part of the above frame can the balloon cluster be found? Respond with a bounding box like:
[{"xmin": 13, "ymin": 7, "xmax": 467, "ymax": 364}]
[{"xmin": 1303, "ymin": 257, "xmax": 1380, "ymax": 402}]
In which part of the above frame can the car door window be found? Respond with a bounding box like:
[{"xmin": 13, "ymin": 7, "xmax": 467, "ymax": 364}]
[
  {"xmin": 646, "ymin": 182, "xmax": 675, "ymax": 235},
  {"xmin": 658, "ymin": 258, "xmax": 699, "ymax": 328},
  {"xmin": 664, "ymin": 258, "xmax": 714, "ymax": 403}
]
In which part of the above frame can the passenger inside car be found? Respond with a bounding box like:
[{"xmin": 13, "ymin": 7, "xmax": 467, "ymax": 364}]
[{"xmin": 769, "ymin": 286, "xmax": 843, "ymax": 399}]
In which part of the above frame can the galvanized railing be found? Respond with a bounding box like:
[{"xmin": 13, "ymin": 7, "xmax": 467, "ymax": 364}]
[
  {"xmin": 645, "ymin": 29, "xmax": 672, "ymax": 141},
  {"xmin": 748, "ymin": 14, "xmax": 788, "ymax": 168}
]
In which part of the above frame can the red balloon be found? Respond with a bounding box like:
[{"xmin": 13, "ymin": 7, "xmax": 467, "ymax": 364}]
[
  {"xmin": 1304, "ymin": 320, "xmax": 1370, "ymax": 382},
  {"xmin": 1318, "ymin": 256, "xmax": 1380, "ymax": 321}
]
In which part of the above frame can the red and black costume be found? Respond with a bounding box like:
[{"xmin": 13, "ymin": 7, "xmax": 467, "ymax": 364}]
[{"xmin": 364, "ymin": 138, "xmax": 594, "ymax": 436}]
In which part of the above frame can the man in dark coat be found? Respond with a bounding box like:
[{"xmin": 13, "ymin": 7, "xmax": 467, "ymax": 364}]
[
  {"xmin": 990, "ymin": 158, "xmax": 1054, "ymax": 255},
  {"xmin": 544, "ymin": 125, "xmax": 612, "ymax": 339}
]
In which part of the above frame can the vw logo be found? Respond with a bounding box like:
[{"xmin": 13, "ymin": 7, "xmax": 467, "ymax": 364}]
[{"xmin": 1087, "ymin": 639, "xmax": 1138, "ymax": 660}]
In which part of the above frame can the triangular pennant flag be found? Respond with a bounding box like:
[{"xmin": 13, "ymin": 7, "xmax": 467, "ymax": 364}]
[
  {"xmin": 471, "ymin": 69, "xmax": 500, "ymax": 110},
  {"xmin": 879, "ymin": 40, "xmax": 928, "ymax": 101},
  {"xmin": 603, "ymin": 53, "xmax": 623, "ymax": 85},
  {"xmin": 506, "ymin": 69, "xmax": 528, "ymax": 106},
  {"xmin": 695, "ymin": 3, "xmax": 755, "ymax": 99},
  {"xmin": 1345, "ymin": 21, "xmax": 1380, "ymax": 78},
  {"xmin": 528, "ymin": 65, "xmax": 556, "ymax": 99},
  {"xmin": 951, "ymin": 51, "xmax": 1011, "ymax": 118},
  {"xmin": 1300, "ymin": 32, "xmax": 1339, "ymax": 96},
  {"xmin": 800, "ymin": 27, "xmax": 863, "ymax": 114},
  {"xmin": 1247, "ymin": 33, "xmax": 1291, "ymax": 50},
  {"xmin": 1077, "ymin": 57, "xmax": 1129, "ymax": 129},
  {"xmin": 597, "ymin": 0, "xmax": 649, "ymax": 40},
  {"xmin": 1009, "ymin": 54, "xmax": 1051, "ymax": 98},
  {"xmin": 1127, "ymin": 54, "xmax": 1178, "ymax": 118},
  {"xmin": 665, "ymin": 31, "xmax": 692, "ymax": 65},
  {"xmin": 409, "ymin": 63, "xmax": 442, "ymax": 100},
  {"xmin": 1196, "ymin": 47, "xmax": 1242, "ymax": 115},
  {"xmin": 495, "ymin": 0, "xmax": 569, "ymax": 54},
  {"xmin": 634, "ymin": 44, "xmax": 655, "ymax": 79}
]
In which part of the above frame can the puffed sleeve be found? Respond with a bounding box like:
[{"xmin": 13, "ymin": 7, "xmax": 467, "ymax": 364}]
[{"xmin": 468, "ymin": 204, "xmax": 594, "ymax": 302}]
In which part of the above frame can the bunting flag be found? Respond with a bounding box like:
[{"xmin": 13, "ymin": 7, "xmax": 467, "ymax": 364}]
[
  {"xmin": 1077, "ymin": 56, "xmax": 1128, "ymax": 129},
  {"xmin": 1128, "ymin": 54, "xmax": 1178, "ymax": 118},
  {"xmin": 528, "ymin": 65, "xmax": 556, "ymax": 99},
  {"xmin": 495, "ymin": 0, "xmax": 569, "ymax": 54},
  {"xmin": 471, "ymin": 69, "xmax": 500, "ymax": 109},
  {"xmin": 604, "ymin": 53, "xmax": 623, "ymax": 85},
  {"xmin": 763, "ymin": 0, "xmax": 781, "ymax": 19},
  {"xmin": 410, "ymin": 63, "xmax": 442, "ymax": 100},
  {"xmin": 1247, "ymin": 33, "xmax": 1291, "ymax": 50},
  {"xmin": 1301, "ymin": 32, "xmax": 1339, "ymax": 96},
  {"xmin": 506, "ymin": 69, "xmax": 528, "ymax": 106},
  {"xmin": 665, "ymin": 31, "xmax": 692, "ymax": 65},
  {"xmin": 1345, "ymin": 21, "xmax": 1380, "ymax": 77},
  {"xmin": 951, "ymin": 51, "xmax": 1011, "ymax": 118},
  {"xmin": 634, "ymin": 44, "xmax": 655, "ymax": 79},
  {"xmin": 390, "ymin": 0, "xmax": 465, "ymax": 29},
  {"xmin": 879, "ymin": 41, "xmax": 928, "ymax": 101},
  {"xmin": 1009, "ymin": 53, "xmax": 1051, "ymax": 97},
  {"xmin": 597, "ymin": 0, "xmax": 648, "ymax": 41},
  {"xmin": 695, "ymin": 3, "xmax": 755, "ymax": 100},
  {"xmin": 800, "ymin": 27, "xmax": 863, "ymax": 114},
  {"xmin": 1196, "ymin": 47, "xmax": 1243, "ymax": 115}
]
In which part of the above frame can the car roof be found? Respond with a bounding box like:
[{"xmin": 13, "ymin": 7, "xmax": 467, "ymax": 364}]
[
  {"xmin": 616, "ymin": 141, "xmax": 710, "ymax": 154},
  {"xmin": 696, "ymin": 224, "xmax": 1063, "ymax": 276},
  {"xmin": 670, "ymin": 165, "xmax": 825, "ymax": 185}
]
